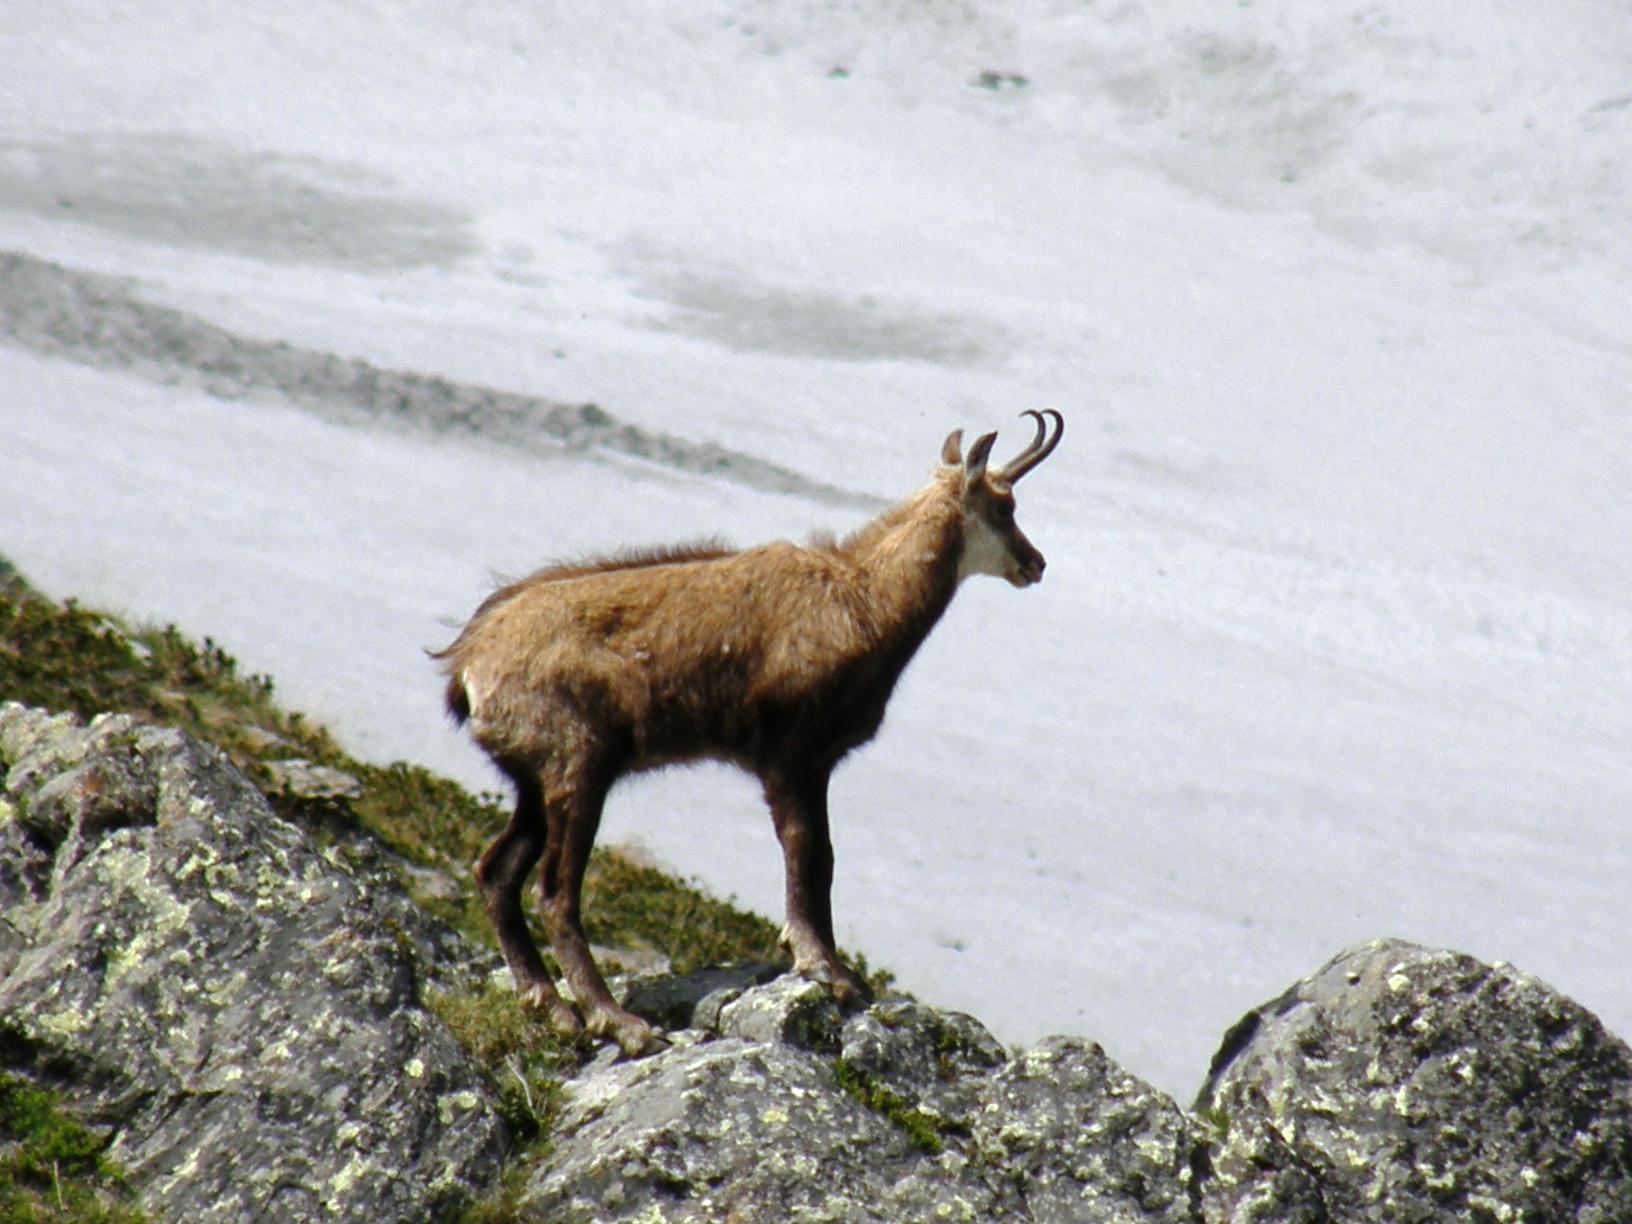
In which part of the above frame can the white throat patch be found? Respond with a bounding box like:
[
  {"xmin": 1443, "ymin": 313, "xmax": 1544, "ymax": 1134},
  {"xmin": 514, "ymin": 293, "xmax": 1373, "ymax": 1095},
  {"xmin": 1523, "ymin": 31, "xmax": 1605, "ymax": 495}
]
[{"xmin": 957, "ymin": 509, "xmax": 1012, "ymax": 583}]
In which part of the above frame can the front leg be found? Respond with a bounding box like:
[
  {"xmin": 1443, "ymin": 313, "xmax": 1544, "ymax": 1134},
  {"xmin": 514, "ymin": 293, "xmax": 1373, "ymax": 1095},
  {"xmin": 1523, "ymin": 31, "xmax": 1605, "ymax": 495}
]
[{"xmin": 764, "ymin": 766, "xmax": 871, "ymax": 1006}]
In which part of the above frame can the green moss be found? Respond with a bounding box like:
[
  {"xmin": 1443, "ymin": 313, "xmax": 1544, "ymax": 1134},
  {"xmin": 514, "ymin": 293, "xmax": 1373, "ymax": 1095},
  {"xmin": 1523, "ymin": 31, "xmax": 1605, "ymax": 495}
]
[
  {"xmin": 0, "ymin": 1071, "xmax": 144, "ymax": 1224},
  {"xmin": 452, "ymin": 1159, "xmax": 538, "ymax": 1224},
  {"xmin": 0, "ymin": 570, "xmax": 332, "ymax": 783},
  {"xmin": 582, "ymin": 853, "xmax": 782, "ymax": 974},
  {"xmin": 833, "ymin": 1059, "xmax": 948, "ymax": 1155},
  {"xmin": 1195, "ymin": 1104, "xmax": 1231, "ymax": 1142}
]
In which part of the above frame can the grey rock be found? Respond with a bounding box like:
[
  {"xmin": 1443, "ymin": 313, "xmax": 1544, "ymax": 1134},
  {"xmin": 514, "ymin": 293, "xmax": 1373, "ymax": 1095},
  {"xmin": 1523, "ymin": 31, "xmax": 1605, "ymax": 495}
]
[
  {"xmin": 967, "ymin": 1037, "xmax": 1198, "ymax": 1223},
  {"xmin": 0, "ymin": 813, "xmax": 50, "ymax": 959},
  {"xmin": 261, "ymin": 756, "xmax": 364, "ymax": 803},
  {"xmin": 525, "ymin": 1034, "xmax": 914, "ymax": 1222},
  {"xmin": 528, "ymin": 974, "xmax": 1200, "ymax": 1222},
  {"xmin": 10, "ymin": 700, "xmax": 1632, "ymax": 1224},
  {"xmin": 617, "ymin": 959, "xmax": 781, "ymax": 1032},
  {"xmin": 840, "ymin": 995, "xmax": 1007, "ymax": 1127},
  {"xmin": 715, "ymin": 971, "xmax": 846, "ymax": 1051},
  {"xmin": 1195, "ymin": 938, "xmax": 1632, "ymax": 1222},
  {"xmin": 0, "ymin": 708, "xmax": 155, "ymax": 849},
  {"xmin": 524, "ymin": 936, "xmax": 1632, "ymax": 1223},
  {"xmin": 0, "ymin": 702, "xmax": 506, "ymax": 1222}
]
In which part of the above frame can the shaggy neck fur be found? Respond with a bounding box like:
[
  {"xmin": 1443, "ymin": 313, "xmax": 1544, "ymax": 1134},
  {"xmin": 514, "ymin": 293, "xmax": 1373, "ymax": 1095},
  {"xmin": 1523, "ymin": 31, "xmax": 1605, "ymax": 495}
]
[{"xmin": 835, "ymin": 471, "xmax": 966, "ymax": 652}]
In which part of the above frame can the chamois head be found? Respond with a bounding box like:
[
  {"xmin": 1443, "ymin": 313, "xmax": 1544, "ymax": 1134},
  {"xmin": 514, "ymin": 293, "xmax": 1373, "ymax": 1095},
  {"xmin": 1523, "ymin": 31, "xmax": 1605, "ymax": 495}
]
[{"xmin": 944, "ymin": 408, "xmax": 1063, "ymax": 588}]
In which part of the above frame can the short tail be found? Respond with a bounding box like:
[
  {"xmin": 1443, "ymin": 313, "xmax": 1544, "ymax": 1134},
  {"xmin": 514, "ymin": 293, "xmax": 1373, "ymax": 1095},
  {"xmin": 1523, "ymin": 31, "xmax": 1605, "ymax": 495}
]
[
  {"xmin": 427, "ymin": 641, "xmax": 471, "ymax": 725},
  {"xmin": 444, "ymin": 672, "xmax": 471, "ymax": 725}
]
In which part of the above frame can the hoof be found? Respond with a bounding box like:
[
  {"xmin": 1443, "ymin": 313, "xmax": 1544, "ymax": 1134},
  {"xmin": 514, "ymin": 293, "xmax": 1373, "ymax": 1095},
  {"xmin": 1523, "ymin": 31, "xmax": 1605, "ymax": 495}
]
[
  {"xmin": 797, "ymin": 959, "xmax": 873, "ymax": 1009},
  {"xmin": 619, "ymin": 1028, "xmax": 671, "ymax": 1060},
  {"xmin": 846, "ymin": 977, "xmax": 874, "ymax": 1005},
  {"xmin": 587, "ymin": 1009, "xmax": 666, "ymax": 1059},
  {"xmin": 829, "ymin": 967, "xmax": 874, "ymax": 1009},
  {"xmin": 521, "ymin": 982, "xmax": 585, "ymax": 1039}
]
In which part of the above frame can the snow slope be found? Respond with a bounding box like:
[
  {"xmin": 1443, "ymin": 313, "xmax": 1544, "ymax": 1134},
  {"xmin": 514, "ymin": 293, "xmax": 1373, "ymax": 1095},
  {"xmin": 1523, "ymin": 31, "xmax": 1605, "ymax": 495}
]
[{"xmin": 3, "ymin": 0, "xmax": 1630, "ymax": 1097}]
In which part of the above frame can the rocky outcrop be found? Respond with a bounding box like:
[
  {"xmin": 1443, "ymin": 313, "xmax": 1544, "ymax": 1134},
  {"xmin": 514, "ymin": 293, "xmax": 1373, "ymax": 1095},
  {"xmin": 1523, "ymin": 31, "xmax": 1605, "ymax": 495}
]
[
  {"xmin": 1196, "ymin": 940, "xmax": 1632, "ymax": 1222},
  {"xmin": 528, "ymin": 940, "xmax": 1632, "ymax": 1222},
  {"xmin": 533, "ymin": 976, "xmax": 1195, "ymax": 1222},
  {"xmin": 0, "ymin": 703, "xmax": 507, "ymax": 1221},
  {"xmin": 4, "ymin": 700, "xmax": 1631, "ymax": 1222}
]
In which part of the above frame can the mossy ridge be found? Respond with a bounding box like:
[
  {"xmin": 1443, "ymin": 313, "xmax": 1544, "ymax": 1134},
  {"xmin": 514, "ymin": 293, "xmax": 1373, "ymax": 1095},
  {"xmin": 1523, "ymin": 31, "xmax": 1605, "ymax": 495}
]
[
  {"xmin": 0, "ymin": 566, "xmax": 895, "ymax": 991},
  {"xmin": 0, "ymin": 564, "xmax": 808, "ymax": 975}
]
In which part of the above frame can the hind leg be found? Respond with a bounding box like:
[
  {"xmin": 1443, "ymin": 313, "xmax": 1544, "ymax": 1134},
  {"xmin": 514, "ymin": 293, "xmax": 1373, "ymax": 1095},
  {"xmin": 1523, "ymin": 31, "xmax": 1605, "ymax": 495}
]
[
  {"xmin": 539, "ymin": 767, "xmax": 663, "ymax": 1056},
  {"xmin": 477, "ymin": 767, "xmax": 583, "ymax": 1038}
]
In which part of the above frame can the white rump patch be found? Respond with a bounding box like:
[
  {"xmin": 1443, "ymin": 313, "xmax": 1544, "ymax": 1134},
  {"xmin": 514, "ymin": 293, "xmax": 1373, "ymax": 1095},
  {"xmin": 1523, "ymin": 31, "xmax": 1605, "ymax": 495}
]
[{"xmin": 459, "ymin": 668, "xmax": 490, "ymax": 721}]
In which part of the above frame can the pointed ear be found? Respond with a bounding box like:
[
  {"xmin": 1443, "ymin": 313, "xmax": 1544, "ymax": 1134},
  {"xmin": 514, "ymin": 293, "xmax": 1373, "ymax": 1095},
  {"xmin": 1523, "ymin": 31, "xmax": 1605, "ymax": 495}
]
[
  {"xmin": 964, "ymin": 430, "xmax": 998, "ymax": 481},
  {"xmin": 941, "ymin": 429, "xmax": 964, "ymax": 466}
]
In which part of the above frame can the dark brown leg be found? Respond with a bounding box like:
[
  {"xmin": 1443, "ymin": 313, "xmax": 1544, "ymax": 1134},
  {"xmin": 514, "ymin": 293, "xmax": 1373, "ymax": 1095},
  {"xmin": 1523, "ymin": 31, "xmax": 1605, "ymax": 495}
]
[
  {"xmin": 763, "ymin": 766, "xmax": 869, "ymax": 1005},
  {"xmin": 540, "ymin": 769, "xmax": 661, "ymax": 1056},
  {"xmin": 477, "ymin": 768, "xmax": 582, "ymax": 1037}
]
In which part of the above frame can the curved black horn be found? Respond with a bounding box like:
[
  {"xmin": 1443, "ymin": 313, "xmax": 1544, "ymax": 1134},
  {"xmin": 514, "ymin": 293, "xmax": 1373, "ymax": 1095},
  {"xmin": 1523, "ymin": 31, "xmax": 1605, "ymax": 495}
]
[{"xmin": 997, "ymin": 409, "xmax": 1063, "ymax": 483}]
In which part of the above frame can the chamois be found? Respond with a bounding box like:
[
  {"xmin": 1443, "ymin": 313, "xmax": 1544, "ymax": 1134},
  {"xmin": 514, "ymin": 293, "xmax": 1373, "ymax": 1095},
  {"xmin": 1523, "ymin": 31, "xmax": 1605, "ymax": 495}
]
[{"xmin": 435, "ymin": 409, "xmax": 1063, "ymax": 1054}]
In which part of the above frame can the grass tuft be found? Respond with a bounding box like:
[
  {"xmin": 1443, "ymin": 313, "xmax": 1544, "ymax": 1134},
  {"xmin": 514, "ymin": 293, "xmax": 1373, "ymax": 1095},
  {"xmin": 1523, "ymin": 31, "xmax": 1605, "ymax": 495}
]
[
  {"xmin": 425, "ymin": 982, "xmax": 577, "ymax": 1146},
  {"xmin": 0, "ymin": 1070, "xmax": 144, "ymax": 1224}
]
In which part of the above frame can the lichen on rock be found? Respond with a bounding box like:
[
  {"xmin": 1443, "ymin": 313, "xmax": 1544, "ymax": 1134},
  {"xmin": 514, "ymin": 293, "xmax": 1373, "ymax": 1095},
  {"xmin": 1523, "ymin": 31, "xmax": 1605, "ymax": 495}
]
[
  {"xmin": 1195, "ymin": 938, "xmax": 1632, "ymax": 1222},
  {"xmin": 526, "ymin": 964, "xmax": 1198, "ymax": 1222},
  {"xmin": 6, "ymin": 697, "xmax": 1632, "ymax": 1223},
  {"xmin": 0, "ymin": 702, "xmax": 507, "ymax": 1222}
]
